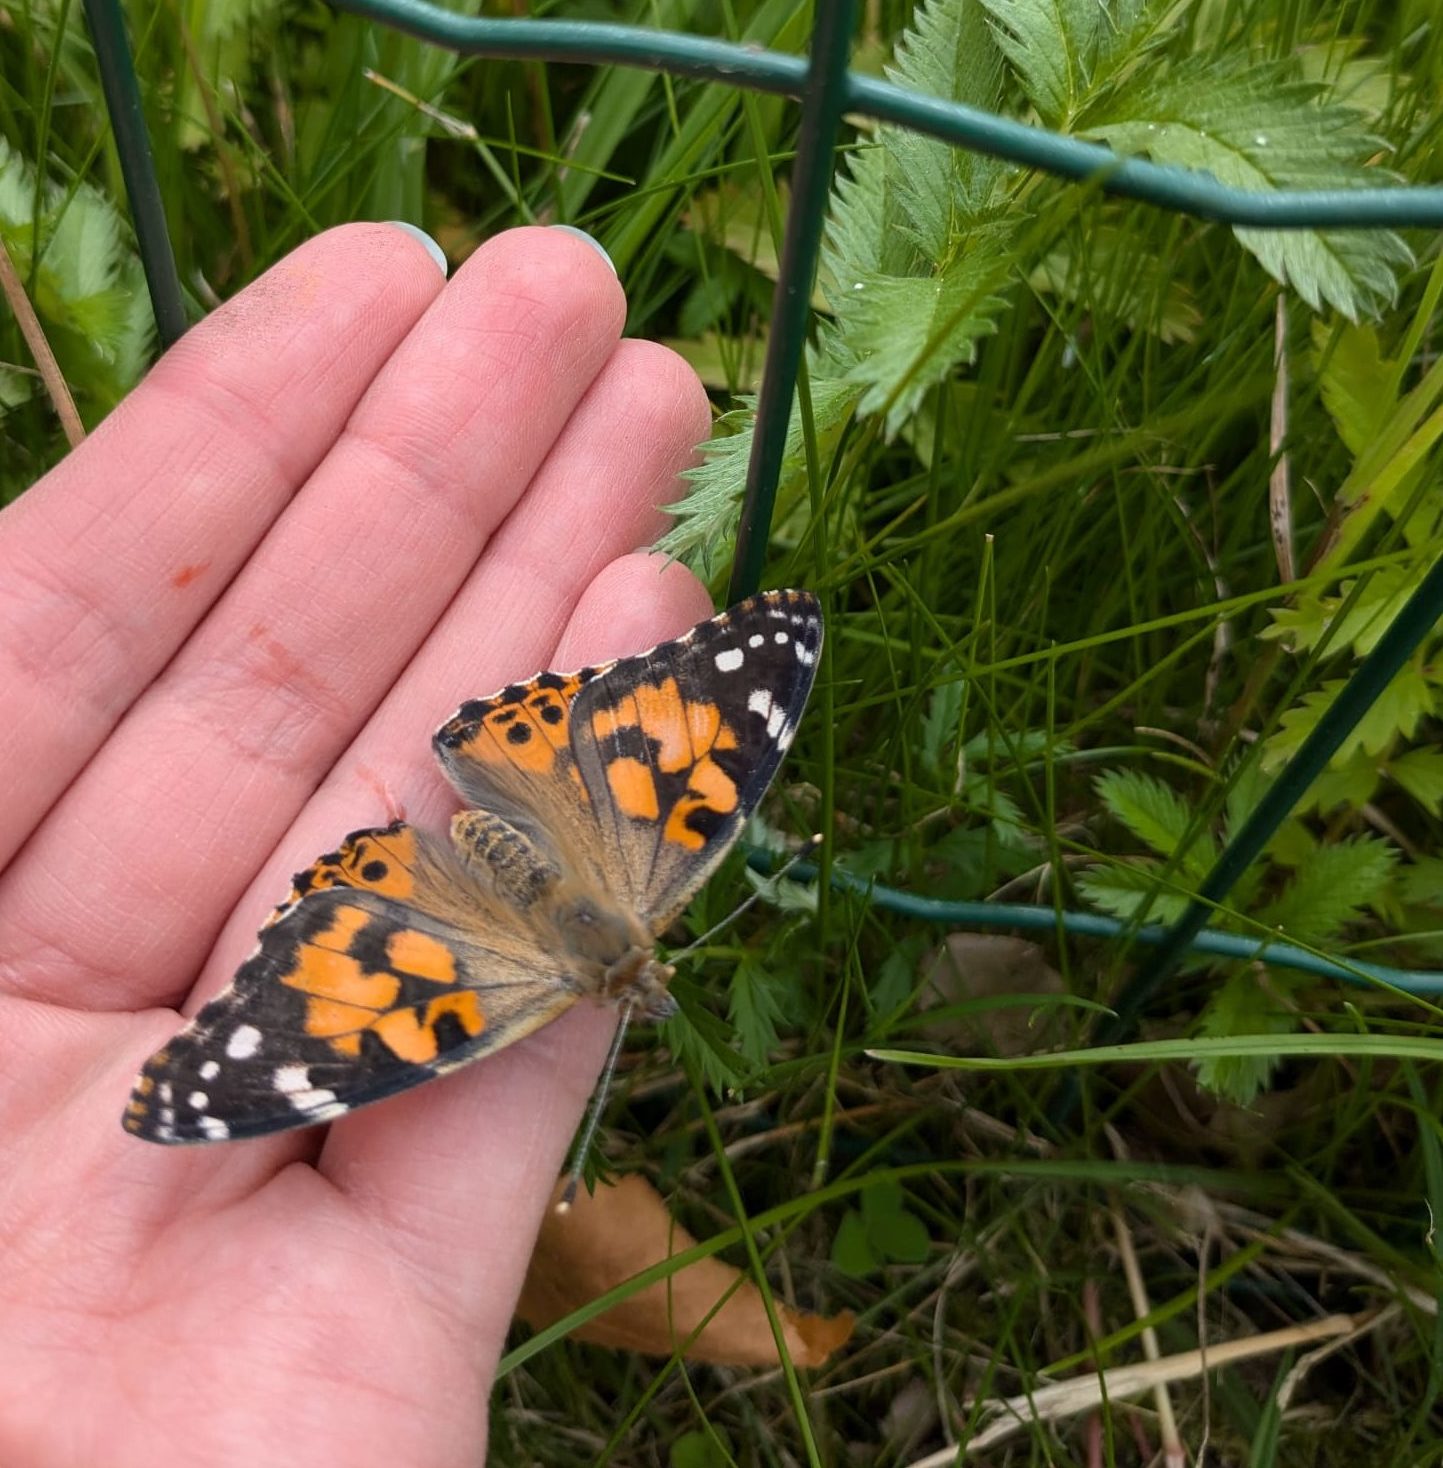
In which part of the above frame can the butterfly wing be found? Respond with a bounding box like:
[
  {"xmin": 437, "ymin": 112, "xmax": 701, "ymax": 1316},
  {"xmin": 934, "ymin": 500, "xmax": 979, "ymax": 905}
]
[
  {"xmin": 434, "ymin": 590, "xmax": 821, "ymax": 932},
  {"xmin": 124, "ymin": 823, "xmax": 579, "ymax": 1143},
  {"xmin": 573, "ymin": 589, "xmax": 822, "ymax": 928}
]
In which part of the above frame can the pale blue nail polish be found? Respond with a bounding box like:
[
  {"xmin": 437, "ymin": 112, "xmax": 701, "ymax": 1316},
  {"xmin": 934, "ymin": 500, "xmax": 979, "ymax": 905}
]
[
  {"xmin": 550, "ymin": 225, "xmax": 617, "ymax": 275},
  {"xmin": 386, "ymin": 221, "xmax": 449, "ymax": 277}
]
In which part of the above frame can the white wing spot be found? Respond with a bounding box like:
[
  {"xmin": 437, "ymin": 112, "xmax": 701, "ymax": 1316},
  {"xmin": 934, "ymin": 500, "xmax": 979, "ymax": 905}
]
[
  {"xmin": 226, "ymin": 1025, "xmax": 262, "ymax": 1059},
  {"xmin": 794, "ymin": 641, "xmax": 817, "ymax": 666},
  {"xmin": 187, "ymin": 1091, "xmax": 209, "ymax": 1111},
  {"xmin": 748, "ymin": 690, "xmax": 774, "ymax": 720},
  {"xmin": 774, "ymin": 630, "xmax": 789, "ymax": 645},
  {"xmin": 273, "ymin": 1064, "xmax": 310, "ymax": 1093},
  {"xmin": 199, "ymin": 1060, "xmax": 221, "ymax": 1081},
  {"xmin": 158, "ymin": 1082, "xmax": 173, "ymax": 1104},
  {"xmin": 199, "ymin": 1117, "xmax": 231, "ymax": 1140},
  {"xmin": 748, "ymin": 633, "xmax": 764, "ymax": 648},
  {"xmin": 714, "ymin": 647, "xmax": 744, "ymax": 673},
  {"xmin": 158, "ymin": 1107, "xmax": 175, "ymax": 1126}
]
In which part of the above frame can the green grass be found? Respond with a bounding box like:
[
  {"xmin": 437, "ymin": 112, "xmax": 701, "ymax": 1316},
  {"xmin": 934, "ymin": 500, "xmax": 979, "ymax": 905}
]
[{"xmin": 8, "ymin": 0, "xmax": 1443, "ymax": 1461}]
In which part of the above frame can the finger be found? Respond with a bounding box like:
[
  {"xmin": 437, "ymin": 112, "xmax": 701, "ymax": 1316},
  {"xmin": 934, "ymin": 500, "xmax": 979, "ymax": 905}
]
[
  {"xmin": 193, "ymin": 339, "xmax": 711, "ymax": 1011},
  {"xmin": 0, "ymin": 223, "xmax": 446, "ymax": 870},
  {"xmin": 0, "ymin": 227, "xmax": 627, "ymax": 1011},
  {"xmin": 317, "ymin": 553, "xmax": 714, "ymax": 1359}
]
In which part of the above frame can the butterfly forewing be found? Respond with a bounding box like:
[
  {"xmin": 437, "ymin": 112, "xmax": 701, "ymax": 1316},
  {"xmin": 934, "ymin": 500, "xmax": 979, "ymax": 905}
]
[{"xmin": 571, "ymin": 589, "xmax": 822, "ymax": 928}]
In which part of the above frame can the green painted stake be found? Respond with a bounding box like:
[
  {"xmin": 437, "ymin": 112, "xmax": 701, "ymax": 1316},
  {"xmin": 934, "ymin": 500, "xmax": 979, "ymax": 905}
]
[
  {"xmin": 82, "ymin": 0, "xmax": 187, "ymax": 348},
  {"xmin": 727, "ymin": 0, "xmax": 857, "ymax": 604}
]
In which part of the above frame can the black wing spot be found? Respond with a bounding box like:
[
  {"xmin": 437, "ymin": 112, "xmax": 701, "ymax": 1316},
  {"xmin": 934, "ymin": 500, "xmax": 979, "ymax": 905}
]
[
  {"xmin": 506, "ymin": 722, "xmax": 533, "ymax": 745},
  {"xmin": 361, "ymin": 860, "xmax": 388, "ymax": 882}
]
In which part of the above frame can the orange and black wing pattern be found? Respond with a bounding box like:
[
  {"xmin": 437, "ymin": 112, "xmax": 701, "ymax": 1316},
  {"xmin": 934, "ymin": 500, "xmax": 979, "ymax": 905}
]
[{"xmin": 123, "ymin": 824, "xmax": 577, "ymax": 1143}]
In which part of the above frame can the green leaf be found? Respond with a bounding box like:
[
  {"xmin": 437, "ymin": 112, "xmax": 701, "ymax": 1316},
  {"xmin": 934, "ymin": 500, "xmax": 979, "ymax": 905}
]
[
  {"xmin": 1193, "ymin": 971, "xmax": 1297, "ymax": 1106},
  {"xmin": 1259, "ymin": 837, "xmax": 1397, "ymax": 945},
  {"xmin": 860, "ymin": 1178, "xmax": 932, "ymax": 1263},
  {"xmin": 977, "ymin": 0, "xmax": 1150, "ymax": 128},
  {"xmin": 727, "ymin": 956, "xmax": 788, "ymax": 1066},
  {"xmin": 1266, "ymin": 663, "xmax": 1435, "ymax": 771},
  {"xmin": 831, "ymin": 1209, "xmax": 880, "ymax": 1278},
  {"xmin": 840, "ymin": 231, "xmax": 1012, "ymax": 437},
  {"xmin": 1090, "ymin": 61, "xmax": 1411, "ymax": 320},
  {"xmin": 1388, "ymin": 749, "xmax": 1443, "ymax": 815},
  {"xmin": 671, "ymin": 1429, "xmax": 734, "ymax": 1468},
  {"xmin": 1313, "ymin": 320, "xmax": 1399, "ymax": 456},
  {"xmin": 921, "ymin": 673, "xmax": 965, "ymax": 778},
  {"xmin": 1093, "ymin": 769, "xmax": 1212, "ymax": 874},
  {"xmin": 1076, "ymin": 860, "xmax": 1192, "ymax": 925}
]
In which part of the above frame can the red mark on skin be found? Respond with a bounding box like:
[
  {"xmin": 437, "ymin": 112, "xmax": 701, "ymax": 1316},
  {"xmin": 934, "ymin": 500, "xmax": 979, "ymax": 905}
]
[{"xmin": 171, "ymin": 561, "xmax": 209, "ymax": 589}]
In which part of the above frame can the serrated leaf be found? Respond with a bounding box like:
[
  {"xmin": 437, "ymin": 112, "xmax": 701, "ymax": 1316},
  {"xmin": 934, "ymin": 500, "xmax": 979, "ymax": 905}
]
[
  {"xmin": 977, "ymin": 0, "xmax": 1150, "ymax": 128},
  {"xmin": 1303, "ymin": 755, "xmax": 1385, "ymax": 814},
  {"xmin": 1312, "ymin": 320, "xmax": 1398, "ymax": 456},
  {"xmin": 921, "ymin": 673, "xmax": 965, "ymax": 778},
  {"xmin": 841, "ymin": 241, "xmax": 1012, "ymax": 436},
  {"xmin": 1258, "ymin": 837, "xmax": 1397, "ymax": 945},
  {"xmin": 1076, "ymin": 860, "xmax": 1192, "ymax": 924},
  {"xmin": 1398, "ymin": 858, "xmax": 1443, "ymax": 908},
  {"xmin": 1093, "ymin": 769, "xmax": 1212, "ymax": 874},
  {"xmin": 1265, "ymin": 662, "xmax": 1435, "ymax": 771},
  {"xmin": 728, "ymin": 957, "xmax": 788, "ymax": 1066},
  {"xmin": 1089, "ymin": 61, "xmax": 1411, "ymax": 320},
  {"xmin": 1388, "ymin": 749, "xmax": 1443, "ymax": 814},
  {"xmin": 1194, "ymin": 971, "xmax": 1298, "ymax": 1106}
]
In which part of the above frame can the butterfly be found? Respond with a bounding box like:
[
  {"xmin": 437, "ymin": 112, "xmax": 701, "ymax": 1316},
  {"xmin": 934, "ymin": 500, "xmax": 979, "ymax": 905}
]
[{"xmin": 123, "ymin": 589, "xmax": 822, "ymax": 1143}]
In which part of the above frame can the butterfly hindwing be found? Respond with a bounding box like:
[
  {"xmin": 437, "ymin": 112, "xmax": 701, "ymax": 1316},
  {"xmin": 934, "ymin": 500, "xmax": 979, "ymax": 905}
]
[{"xmin": 124, "ymin": 828, "xmax": 579, "ymax": 1143}]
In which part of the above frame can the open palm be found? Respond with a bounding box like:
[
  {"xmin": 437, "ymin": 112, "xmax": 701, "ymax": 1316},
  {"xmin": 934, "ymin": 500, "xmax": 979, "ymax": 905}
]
[{"xmin": 0, "ymin": 224, "xmax": 711, "ymax": 1467}]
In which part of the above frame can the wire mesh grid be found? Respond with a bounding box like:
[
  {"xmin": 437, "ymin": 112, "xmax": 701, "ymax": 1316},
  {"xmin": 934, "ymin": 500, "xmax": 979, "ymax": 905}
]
[{"xmin": 78, "ymin": 0, "xmax": 1443, "ymax": 1023}]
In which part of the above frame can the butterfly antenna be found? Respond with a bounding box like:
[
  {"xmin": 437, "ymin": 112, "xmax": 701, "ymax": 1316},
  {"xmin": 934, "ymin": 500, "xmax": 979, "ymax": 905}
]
[
  {"xmin": 557, "ymin": 996, "xmax": 636, "ymax": 1214},
  {"xmin": 671, "ymin": 833, "xmax": 823, "ymax": 960}
]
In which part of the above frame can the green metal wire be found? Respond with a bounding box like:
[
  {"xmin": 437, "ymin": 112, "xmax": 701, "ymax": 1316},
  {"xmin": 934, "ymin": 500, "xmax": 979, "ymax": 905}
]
[
  {"xmin": 81, "ymin": 0, "xmax": 186, "ymax": 347},
  {"xmin": 745, "ymin": 852, "xmax": 1443, "ymax": 999}
]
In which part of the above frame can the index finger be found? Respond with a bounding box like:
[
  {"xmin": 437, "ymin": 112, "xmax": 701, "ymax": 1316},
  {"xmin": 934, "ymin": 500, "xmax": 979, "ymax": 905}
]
[{"xmin": 0, "ymin": 223, "xmax": 447, "ymax": 868}]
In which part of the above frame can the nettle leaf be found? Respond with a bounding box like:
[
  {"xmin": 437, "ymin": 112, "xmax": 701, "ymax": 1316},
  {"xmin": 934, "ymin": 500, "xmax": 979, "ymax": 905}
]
[
  {"xmin": 1194, "ymin": 971, "xmax": 1298, "ymax": 1107},
  {"xmin": 977, "ymin": 0, "xmax": 1151, "ymax": 128},
  {"xmin": 842, "ymin": 243, "xmax": 1013, "ymax": 434},
  {"xmin": 1093, "ymin": 769, "xmax": 1214, "ymax": 876},
  {"xmin": 1305, "ymin": 754, "xmax": 1385, "ymax": 814},
  {"xmin": 1089, "ymin": 61, "xmax": 1410, "ymax": 320},
  {"xmin": 1076, "ymin": 860, "xmax": 1192, "ymax": 925},
  {"xmin": 1387, "ymin": 749, "xmax": 1443, "ymax": 815},
  {"xmin": 1313, "ymin": 320, "xmax": 1399, "ymax": 456},
  {"xmin": 1398, "ymin": 857, "xmax": 1443, "ymax": 909},
  {"xmin": 1260, "ymin": 837, "xmax": 1397, "ymax": 945}
]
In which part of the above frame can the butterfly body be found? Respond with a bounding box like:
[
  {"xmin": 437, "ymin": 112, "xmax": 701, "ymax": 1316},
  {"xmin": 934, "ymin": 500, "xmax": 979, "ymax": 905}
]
[{"xmin": 124, "ymin": 590, "xmax": 821, "ymax": 1144}]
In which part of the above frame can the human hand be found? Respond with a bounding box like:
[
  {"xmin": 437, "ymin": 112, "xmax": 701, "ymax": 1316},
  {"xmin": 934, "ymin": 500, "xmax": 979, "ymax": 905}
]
[{"xmin": 0, "ymin": 223, "xmax": 712, "ymax": 1466}]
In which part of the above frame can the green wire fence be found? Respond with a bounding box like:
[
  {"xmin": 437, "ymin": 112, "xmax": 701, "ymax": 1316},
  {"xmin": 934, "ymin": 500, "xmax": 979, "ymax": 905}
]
[{"xmin": 78, "ymin": 0, "xmax": 1443, "ymax": 1039}]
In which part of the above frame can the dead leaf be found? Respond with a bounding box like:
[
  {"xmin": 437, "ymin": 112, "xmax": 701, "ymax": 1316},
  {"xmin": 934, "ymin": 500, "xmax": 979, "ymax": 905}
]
[
  {"xmin": 516, "ymin": 1174, "xmax": 854, "ymax": 1367},
  {"xmin": 921, "ymin": 933, "xmax": 1066, "ymax": 1056}
]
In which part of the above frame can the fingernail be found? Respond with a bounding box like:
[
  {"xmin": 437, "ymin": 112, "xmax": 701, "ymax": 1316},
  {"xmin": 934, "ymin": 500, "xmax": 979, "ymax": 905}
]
[
  {"xmin": 550, "ymin": 225, "xmax": 616, "ymax": 275},
  {"xmin": 386, "ymin": 221, "xmax": 449, "ymax": 277}
]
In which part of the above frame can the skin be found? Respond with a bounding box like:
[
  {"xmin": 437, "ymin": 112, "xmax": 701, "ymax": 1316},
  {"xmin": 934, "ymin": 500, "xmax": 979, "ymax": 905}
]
[{"xmin": 0, "ymin": 223, "xmax": 713, "ymax": 1467}]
